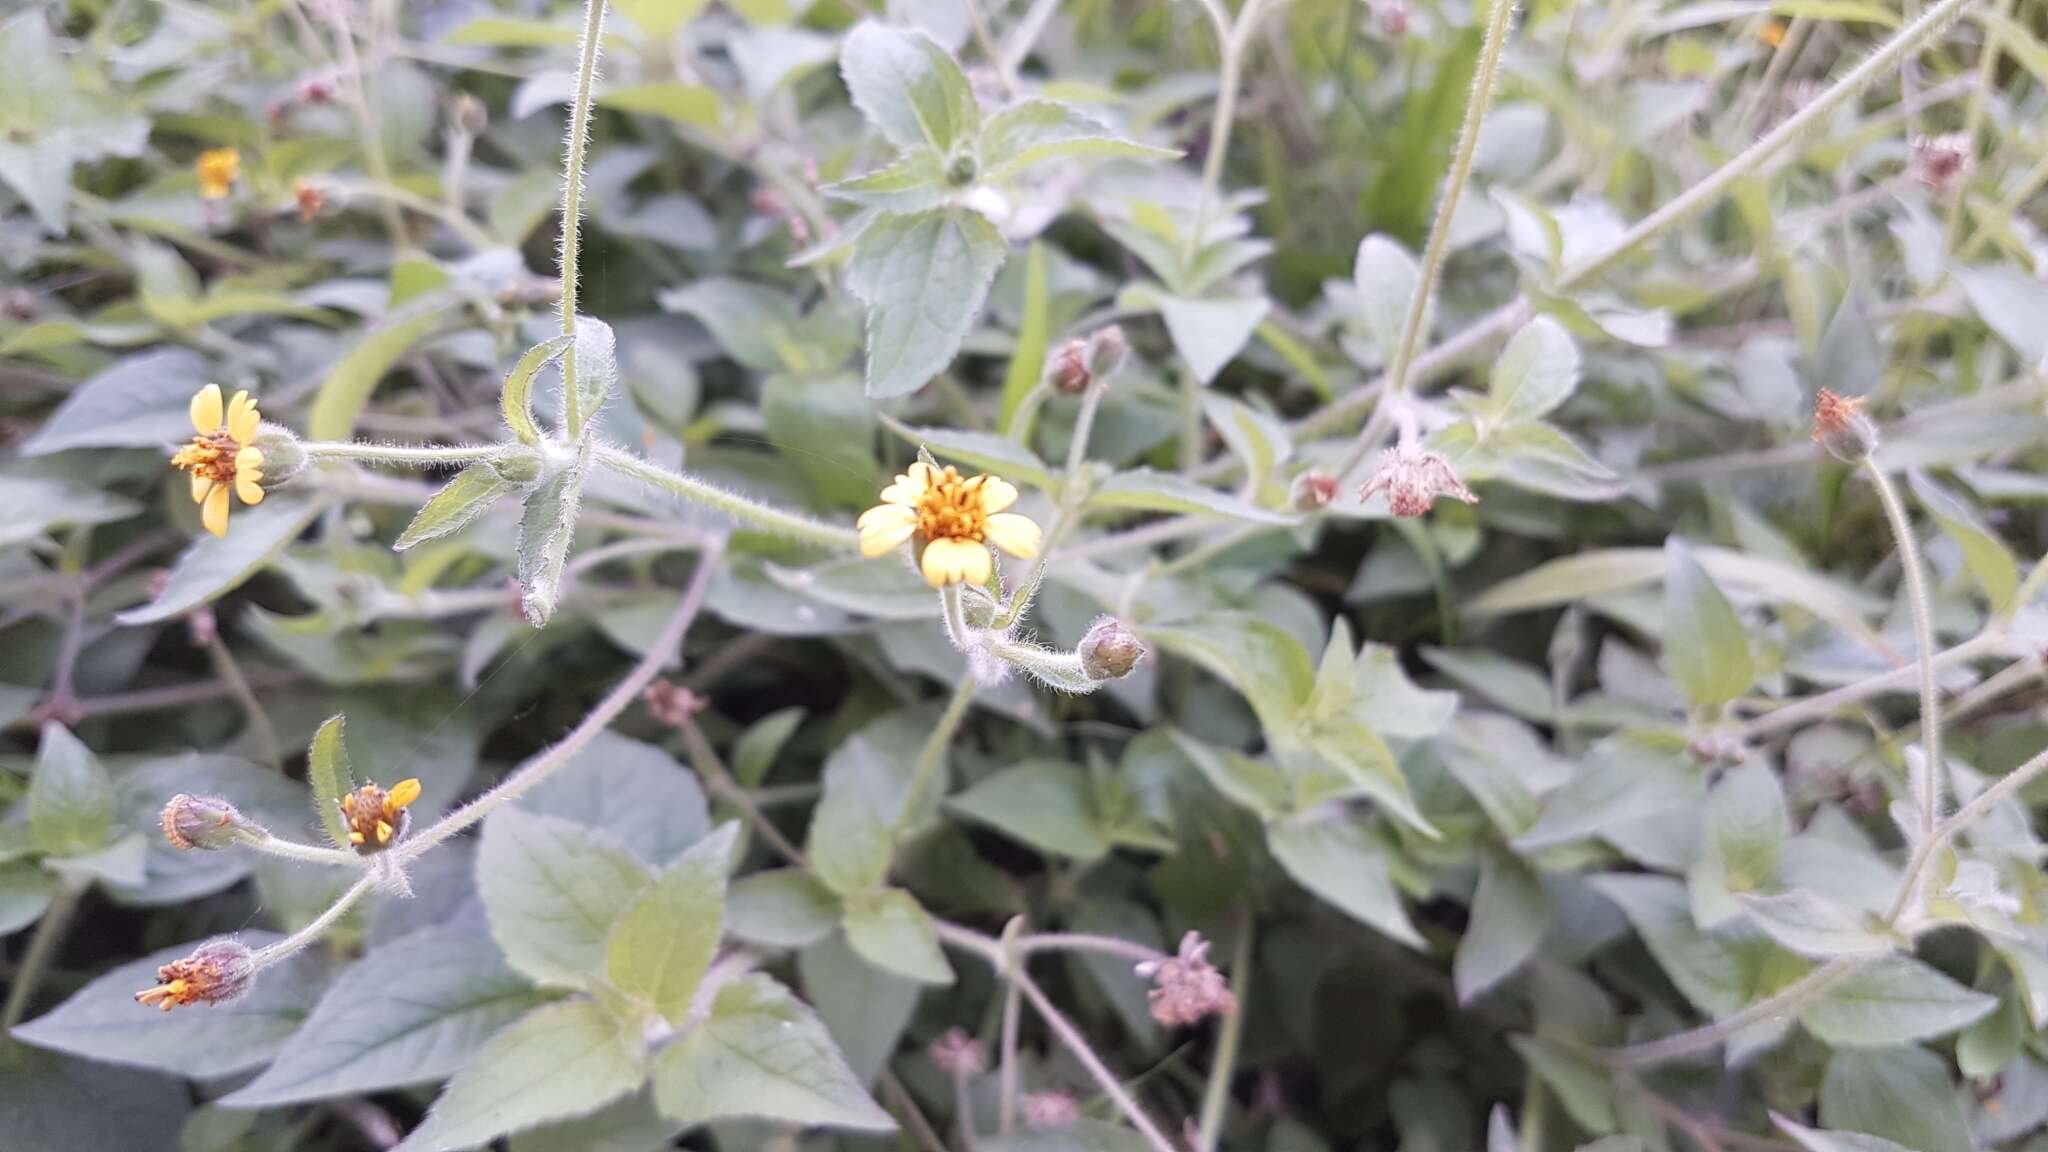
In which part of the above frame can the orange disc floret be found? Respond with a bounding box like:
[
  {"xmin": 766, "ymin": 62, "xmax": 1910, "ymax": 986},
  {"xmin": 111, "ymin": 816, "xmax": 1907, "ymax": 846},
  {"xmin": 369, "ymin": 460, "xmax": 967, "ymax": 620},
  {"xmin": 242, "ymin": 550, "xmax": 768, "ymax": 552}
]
[
  {"xmin": 857, "ymin": 462, "xmax": 1042, "ymax": 588},
  {"xmin": 339, "ymin": 778, "xmax": 421, "ymax": 852}
]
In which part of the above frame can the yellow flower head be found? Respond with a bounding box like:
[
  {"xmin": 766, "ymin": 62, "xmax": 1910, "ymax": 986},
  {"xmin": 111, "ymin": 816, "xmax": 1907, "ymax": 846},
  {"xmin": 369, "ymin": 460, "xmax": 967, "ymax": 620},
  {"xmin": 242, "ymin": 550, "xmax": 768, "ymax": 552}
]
[
  {"xmin": 339, "ymin": 778, "xmax": 421, "ymax": 852},
  {"xmin": 197, "ymin": 148, "xmax": 240, "ymax": 200},
  {"xmin": 858, "ymin": 462, "xmax": 1042, "ymax": 588},
  {"xmin": 169, "ymin": 384, "xmax": 266, "ymax": 538}
]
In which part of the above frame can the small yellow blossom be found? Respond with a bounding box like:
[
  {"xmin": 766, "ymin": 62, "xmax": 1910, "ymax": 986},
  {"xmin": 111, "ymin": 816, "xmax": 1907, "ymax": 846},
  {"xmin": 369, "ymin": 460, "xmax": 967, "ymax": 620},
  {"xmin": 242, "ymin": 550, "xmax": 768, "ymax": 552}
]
[
  {"xmin": 197, "ymin": 148, "xmax": 241, "ymax": 200},
  {"xmin": 858, "ymin": 462, "xmax": 1042, "ymax": 588},
  {"xmin": 169, "ymin": 384, "xmax": 266, "ymax": 538},
  {"xmin": 339, "ymin": 778, "xmax": 421, "ymax": 852}
]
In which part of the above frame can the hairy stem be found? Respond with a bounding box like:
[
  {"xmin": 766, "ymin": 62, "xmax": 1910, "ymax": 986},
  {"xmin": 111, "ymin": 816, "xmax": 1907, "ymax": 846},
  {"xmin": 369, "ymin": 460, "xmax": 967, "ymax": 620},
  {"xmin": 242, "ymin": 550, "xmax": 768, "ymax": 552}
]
[
  {"xmin": 900, "ymin": 675, "xmax": 977, "ymax": 832},
  {"xmin": 250, "ymin": 874, "xmax": 379, "ymax": 968},
  {"xmin": 1, "ymin": 877, "xmax": 85, "ymax": 1029},
  {"xmin": 593, "ymin": 446, "xmax": 860, "ymax": 551},
  {"xmin": 1196, "ymin": 915, "xmax": 1252, "ymax": 1152},
  {"xmin": 303, "ymin": 441, "xmax": 505, "ymax": 467},
  {"xmin": 557, "ymin": 0, "xmax": 609, "ymax": 438},
  {"xmin": 1865, "ymin": 461, "xmax": 1942, "ymax": 848}
]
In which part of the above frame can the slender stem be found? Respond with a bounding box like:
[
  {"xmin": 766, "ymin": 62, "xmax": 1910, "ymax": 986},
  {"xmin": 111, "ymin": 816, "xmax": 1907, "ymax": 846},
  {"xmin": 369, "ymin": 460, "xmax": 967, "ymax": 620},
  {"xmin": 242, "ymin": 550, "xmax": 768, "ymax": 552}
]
[
  {"xmin": 1179, "ymin": 365, "xmax": 1203, "ymax": 474},
  {"xmin": 1889, "ymin": 741, "xmax": 2048, "ymax": 922},
  {"xmin": 1942, "ymin": 0, "xmax": 2011, "ymax": 253},
  {"xmin": 1556, "ymin": 0, "xmax": 1977, "ymax": 290},
  {"xmin": 882, "ymin": 1069, "xmax": 952, "ymax": 1152},
  {"xmin": 1182, "ymin": 0, "xmax": 1269, "ymax": 265},
  {"xmin": 1865, "ymin": 461, "xmax": 1942, "ymax": 847},
  {"xmin": 676, "ymin": 717, "xmax": 807, "ymax": 865},
  {"xmin": 250, "ymin": 874, "xmax": 379, "ymax": 968},
  {"xmin": 303, "ymin": 441, "xmax": 504, "ymax": 467},
  {"xmin": 1195, "ymin": 914, "xmax": 1252, "ymax": 1152},
  {"xmin": 953, "ymin": 1067, "xmax": 980, "ymax": 1152},
  {"xmin": 1600, "ymin": 959, "xmax": 1862, "ymax": 1068},
  {"xmin": 1381, "ymin": 0, "xmax": 1517, "ymax": 405},
  {"xmin": 593, "ymin": 446, "xmax": 860, "ymax": 552},
  {"xmin": 900, "ymin": 675, "xmax": 978, "ymax": 832},
  {"xmin": 1734, "ymin": 632, "xmax": 2003, "ymax": 739},
  {"xmin": 1290, "ymin": 299, "xmax": 1531, "ymax": 443},
  {"xmin": 319, "ymin": 5, "xmax": 408, "ymax": 245},
  {"xmin": 557, "ymin": 0, "xmax": 609, "ymax": 439},
  {"xmin": 248, "ymin": 835, "xmax": 361, "ymax": 867},
  {"xmin": 1018, "ymin": 933, "xmax": 1168, "ymax": 964},
  {"xmin": 1000, "ymin": 0, "xmax": 1063, "ymax": 75},
  {"xmin": 390, "ymin": 546, "xmax": 719, "ymax": 864},
  {"xmin": 998, "ymin": 920, "xmax": 1025, "ymax": 1140},
  {"xmin": 208, "ymin": 639, "xmax": 281, "ymax": 769},
  {"xmin": 1, "ymin": 877, "xmax": 85, "ymax": 1029}
]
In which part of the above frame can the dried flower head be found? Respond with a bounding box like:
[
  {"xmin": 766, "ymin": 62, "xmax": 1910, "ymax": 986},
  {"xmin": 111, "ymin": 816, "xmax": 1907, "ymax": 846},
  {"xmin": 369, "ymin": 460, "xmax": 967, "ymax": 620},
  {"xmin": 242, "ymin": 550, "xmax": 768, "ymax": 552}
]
[
  {"xmin": 643, "ymin": 678, "xmax": 706, "ymax": 728},
  {"xmin": 1912, "ymin": 133, "xmax": 1971, "ymax": 196},
  {"xmin": 928, "ymin": 1027, "xmax": 986, "ymax": 1077},
  {"xmin": 1811, "ymin": 388, "xmax": 1879, "ymax": 464},
  {"xmin": 196, "ymin": 148, "xmax": 240, "ymax": 200},
  {"xmin": 1078, "ymin": 616, "xmax": 1148, "ymax": 681},
  {"xmin": 169, "ymin": 385, "xmax": 266, "ymax": 538},
  {"xmin": 1135, "ymin": 931, "xmax": 1236, "ymax": 1027},
  {"xmin": 133, "ymin": 938, "xmax": 255, "ymax": 1011},
  {"xmin": 1022, "ymin": 1091, "xmax": 1079, "ymax": 1129},
  {"xmin": 339, "ymin": 778, "xmax": 421, "ymax": 853},
  {"xmin": 1378, "ymin": 2, "xmax": 1409, "ymax": 37},
  {"xmin": 1358, "ymin": 446, "xmax": 1478, "ymax": 518},
  {"xmin": 160, "ymin": 794, "xmax": 258, "ymax": 851},
  {"xmin": 1292, "ymin": 470, "xmax": 1340, "ymax": 510},
  {"xmin": 1050, "ymin": 339, "xmax": 1093, "ymax": 395},
  {"xmin": 859, "ymin": 462, "xmax": 1042, "ymax": 588},
  {"xmin": 294, "ymin": 180, "xmax": 326, "ymax": 222}
]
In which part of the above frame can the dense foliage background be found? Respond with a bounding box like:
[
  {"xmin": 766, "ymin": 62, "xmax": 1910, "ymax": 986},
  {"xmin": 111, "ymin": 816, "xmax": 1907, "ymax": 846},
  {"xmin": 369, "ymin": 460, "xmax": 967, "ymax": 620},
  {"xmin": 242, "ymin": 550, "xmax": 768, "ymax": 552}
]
[{"xmin": 6, "ymin": 0, "xmax": 2048, "ymax": 1149}]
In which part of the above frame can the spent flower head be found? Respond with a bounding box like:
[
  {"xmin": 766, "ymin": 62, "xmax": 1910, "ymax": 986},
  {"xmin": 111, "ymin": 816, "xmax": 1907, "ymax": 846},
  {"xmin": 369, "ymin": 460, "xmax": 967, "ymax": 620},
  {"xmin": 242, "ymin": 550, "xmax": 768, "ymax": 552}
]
[
  {"xmin": 928, "ymin": 1027, "xmax": 986, "ymax": 1077},
  {"xmin": 1912, "ymin": 132, "xmax": 1971, "ymax": 196},
  {"xmin": 1078, "ymin": 616, "xmax": 1148, "ymax": 681},
  {"xmin": 858, "ymin": 462, "xmax": 1042, "ymax": 588},
  {"xmin": 133, "ymin": 938, "xmax": 255, "ymax": 1011},
  {"xmin": 1022, "ymin": 1091, "xmax": 1079, "ymax": 1129},
  {"xmin": 339, "ymin": 778, "xmax": 422, "ymax": 853},
  {"xmin": 160, "ymin": 794, "xmax": 260, "ymax": 851},
  {"xmin": 170, "ymin": 385, "xmax": 266, "ymax": 538},
  {"xmin": 1358, "ymin": 446, "xmax": 1478, "ymax": 518},
  {"xmin": 1135, "ymin": 931, "xmax": 1236, "ymax": 1027},
  {"xmin": 1811, "ymin": 388, "xmax": 1879, "ymax": 464},
  {"xmin": 196, "ymin": 148, "xmax": 240, "ymax": 200},
  {"xmin": 643, "ymin": 678, "xmax": 706, "ymax": 728},
  {"xmin": 1292, "ymin": 470, "xmax": 1340, "ymax": 510}
]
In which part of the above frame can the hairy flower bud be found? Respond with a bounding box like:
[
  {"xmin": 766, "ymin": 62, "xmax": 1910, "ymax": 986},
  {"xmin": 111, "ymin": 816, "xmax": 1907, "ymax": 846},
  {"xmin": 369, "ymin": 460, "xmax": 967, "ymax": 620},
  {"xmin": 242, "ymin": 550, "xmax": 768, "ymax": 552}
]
[
  {"xmin": 1078, "ymin": 616, "xmax": 1147, "ymax": 681},
  {"xmin": 134, "ymin": 938, "xmax": 256, "ymax": 1011},
  {"xmin": 253, "ymin": 424, "xmax": 308, "ymax": 487},
  {"xmin": 161, "ymin": 793, "xmax": 262, "ymax": 850},
  {"xmin": 1811, "ymin": 389, "xmax": 1879, "ymax": 464}
]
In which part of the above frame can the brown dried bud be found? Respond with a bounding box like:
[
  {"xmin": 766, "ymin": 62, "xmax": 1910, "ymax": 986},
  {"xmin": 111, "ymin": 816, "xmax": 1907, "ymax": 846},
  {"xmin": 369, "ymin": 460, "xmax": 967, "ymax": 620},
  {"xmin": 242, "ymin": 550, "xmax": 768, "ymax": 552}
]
[
  {"xmin": 1358, "ymin": 446, "xmax": 1478, "ymax": 517},
  {"xmin": 450, "ymin": 92, "xmax": 489, "ymax": 136},
  {"xmin": 1078, "ymin": 616, "xmax": 1147, "ymax": 681},
  {"xmin": 294, "ymin": 180, "xmax": 326, "ymax": 223},
  {"xmin": 1912, "ymin": 133, "xmax": 1971, "ymax": 197},
  {"xmin": 161, "ymin": 793, "xmax": 260, "ymax": 850},
  {"xmin": 643, "ymin": 678, "xmax": 706, "ymax": 728},
  {"xmin": 928, "ymin": 1027, "xmax": 986, "ymax": 1077},
  {"xmin": 1811, "ymin": 389, "xmax": 1879, "ymax": 464},
  {"xmin": 133, "ymin": 938, "xmax": 256, "ymax": 1011},
  {"xmin": 1049, "ymin": 339, "xmax": 1092, "ymax": 395},
  {"xmin": 1292, "ymin": 470, "xmax": 1340, "ymax": 510}
]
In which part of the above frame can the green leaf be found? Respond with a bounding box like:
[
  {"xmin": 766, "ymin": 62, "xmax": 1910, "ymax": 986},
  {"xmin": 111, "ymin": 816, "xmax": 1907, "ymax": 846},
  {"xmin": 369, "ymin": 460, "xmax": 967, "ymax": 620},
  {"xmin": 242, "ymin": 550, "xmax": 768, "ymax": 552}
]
[
  {"xmin": 614, "ymin": 0, "xmax": 707, "ymax": 41},
  {"xmin": 1508, "ymin": 1036, "xmax": 1615, "ymax": 1135},
  {"xmin": 1696, "ymin": 759, "xmax": 1788, "ymax": 913},
  {"xmin": 501, "ymin": 334, "xmax": 572, "ymax": 445},
  {"xmin": 1819, "ymin": 1047, "xmax": 1971, "ymax": 1152},
  {"xmin": 1353, "ymin": 234, "xmax": 1423, "ymax": 361},
  {"xmin": 12, "ymin": 933, "xmax": 318, "ymax": 1080},
  {"xmin": 883, "ymin": 418, "xmax": 1058, "ymax": 490},
  {"xmin": 948, "ymin": 760, "xmax": 1110, "ymax": 860},
  {"xmin": 18, "ymin": 349, "xmax": 212, "ymax": 455},
  {"xmin": 1482, "ymin": 317, "xmax": 1580, "ymax": 425},
  {"xmin": 1661, "ymin": 537, "xmax": 1755, "ymax": 711},
  {"xmin": 762, "ymin": 374, "xmax": 878, "ymax": 507},
  {"xmin": 0, "ymin": 1049, "xmax": 190, "ymax": 1152},
  {"xmin": 223, "ymin": 919, "xmax": 548, "ymax": 1107},
  {"xmin": 847, "ymin": 208, "xmax": 1008, "ymax": 399},
  {"xmin": 566, "ymin": 316, "xmax": 618, "ymax": 438},
  {"xmin": 0, "ymin": 477, "xmax": 138, "ymax": 548},
  {"xmin": 838, "ymin": 22, "xmax": 980, "ymax": 153},
  {"xmin": 516, "ymin": 450, "xmax": 588, "ymax": 627},
  {"xmin": 1455, "ymin": 848, "xmax": 1553, "ymax": 1004},
  {"xmin": 442, "ymin": 16, "xmax": 583, "ymax": 46},
  {"xmin": 1589, "ymin": 874, "xmax": 1754, "ymax": 1017},
  {"xmin": 1361, "ymin": 24, "xmax": 1482, "ymax": 240},
  {"xmin": 308, "ymin": 305, "xmax": 449, "ymax": 441},
  {"xmin": 1957, "ymin": 265, "xmax": 2048, "ymax": 366},
  {"xmin": 117, "ymin": 500, "xmax": 320, "ymax": 625},
  {"xmin": 607, "ymin": 823, "xmax": 739, "ymax": 1025},
  {"xmin": 518, "ymin": 731, "xmax": 711, "ymax": 866},
  {"xmin": 397, "ymin": 999, "xmax": 646, "ymax": 1152},
  {"xmin": 659, "ymin": 278, "xmax": 807, "ymax": 373},
  {"xmin": 999, "ymin": 241, "xmax": 1050, "ymax": 430},
  {"xmin": 650, "ymin": 973, "xmax": 894, "ymax": 1132},
  {"xmin": 1202, "ymin": 394, "xmax": 1293, "ymax": 494},
  {"xmin": 1798, "ymin": 956, "xmax": 1997, "ymax": 1046},
  {"xmin": 732, "ymin": 708, "xmax": 805, "ymax": 789},
  {"xmin": 979, "ymin": 100, "xmax": 1177, "ymax": 181},
  {"xmin": 509, "ymin": 1093, "xmax": 678, "ymax": 1152},
  {"xmin": 1266, "ymin": 814, "xmax": 1423, "ymax": 948},
  {"xmin": 822, "ymin": 152, "xmax": 950, "ymax": 214},
  {"xmin": 1155, "ymin": 293, "xmax": 1270, "ymax": 385},
  {"xmin": 395, "ymin": 461, "xmax": 522, "ymax": 551},
  {"xmin": 1142, "ymin": 615, "xmax": 1315, "ymax": 737},
  {"xmin": 1515, "ymin": 735, "xmax": 1701, "ymax": 855},
  {"xmin": 805, "ymin": 712, "xmax": 929, "ymax": 897},
  {"xmin": 1909, "ymin": 470, "xmax": 2019, "ymax": 611},
  {"xmin": 1088, "ymin": 469, "xmax": 1298, "ymax": 524},
  {"xmin": 29, "ymin": 723, "xmax": 112, "ymax": 856},
  {"xmin": 1736, "ymin": 891, "xmax": 1896, "ymax": 958},
  {"xmin": 306, "ymin": 715, "xmax": 355, "ymax": 852},
  {"xmin": 1773, "ymin": 1115, "xmax": 1916, "ymax": 1152},
  {"xmin": 797, "ymin": 933, "xmax": 920, "ymax": 1085},
  {"xmin": 1169, "ymin": 732, "xmax": 1291, "ymax": 821},
  {"xmin": 841, "ymin": 887, "xmax": 954, "ymax": 984},
  {"xmin": 479, "ymin": 808, "xmax": 653, "ymax": 990},
  {"xmin": 728, "ymin": 868, "xmax": 842, "ymax": 949},
  {"xmin": 0, "ymin": 862, "xmax": 54, "ymax": 935},
  {"xmin": 597, "ymin": 83, "xmax": 720, "ymax": 129}
]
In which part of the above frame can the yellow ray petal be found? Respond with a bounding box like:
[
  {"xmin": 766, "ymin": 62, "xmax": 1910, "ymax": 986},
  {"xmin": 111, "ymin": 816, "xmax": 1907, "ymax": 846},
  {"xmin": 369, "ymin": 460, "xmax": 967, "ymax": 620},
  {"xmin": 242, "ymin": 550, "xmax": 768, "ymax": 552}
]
[
  {"xmin": 236, "ymin": 475, "xmax": 265, "ymax": 504},
  {"xmin": 977, "ymin": 476, "xmax": 1019, "ymax": 514},
  {"xmin": 857, "ymin": 504, "xmax": 918, "ymax": 556},
  {"xmin": 984, "ymin": 512, "xmax": 1042, "ymax": 559},
  {"xmin": 227, "ymin": 392, "xmax": 260, "ymax": 444},
  {"xmin": 191, "ymin": 384, "xmax": 224, "ymax": 434},
  {"xmin": 190, "ymin": 473, "xmax": 214, "ymax": 504},
  {"xmin": 201, "ymin": 484, "xmax": 231, "ymax": 537},
  {"xmin": 387, "ymin": 778, "xmax": 422, "ymax": 809}
]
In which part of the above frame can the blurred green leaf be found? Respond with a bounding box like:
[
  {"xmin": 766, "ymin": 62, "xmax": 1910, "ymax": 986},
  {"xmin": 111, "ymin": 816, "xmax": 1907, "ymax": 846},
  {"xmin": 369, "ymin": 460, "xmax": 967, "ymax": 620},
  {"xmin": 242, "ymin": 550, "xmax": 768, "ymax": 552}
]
[
  {"xmin": 397, "ymin": 999, "xmax": 645, "ymax": 1152},
  {"xmin": 607, "ymin": 823, "xmax": 737, "ymax": 1024},
  {"xmin": 478, "ymin": 808, "xmax": 652, "ymax": 990}
]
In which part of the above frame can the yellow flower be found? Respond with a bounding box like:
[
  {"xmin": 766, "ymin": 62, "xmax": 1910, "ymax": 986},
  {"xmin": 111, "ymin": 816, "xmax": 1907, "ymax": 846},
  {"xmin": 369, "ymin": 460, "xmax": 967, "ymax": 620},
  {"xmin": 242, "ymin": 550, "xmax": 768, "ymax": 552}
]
[
  {"xmin": 1758, "ymin": 19, "xmax": 1787, "ymax": 47},
  {"xmin": 169, "ymin": 384, "xmax": 266, "ymax": 538},
  {"xmin": 339, "ymin": 778, "xmax": 421, "ymax": 852},
  {"xmin": 197, "ymin": 148, "xmax": 240, "ymax": 200},
  {"xmin": 858, "ymin": 462, "xmax": 1042, "ymax": 588}
]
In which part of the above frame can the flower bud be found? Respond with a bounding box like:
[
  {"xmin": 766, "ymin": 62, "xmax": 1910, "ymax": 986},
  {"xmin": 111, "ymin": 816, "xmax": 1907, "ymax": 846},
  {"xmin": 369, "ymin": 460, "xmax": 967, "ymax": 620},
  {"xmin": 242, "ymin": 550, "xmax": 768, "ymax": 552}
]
[
  {"xmin": 1078, "ymin": 616, "xmax": 1147, "ymax": 681},
  {"xmin": 1811, "ymin": 389, "xmax": 1879, "ymax": 464},
  {"xmin": 1049, "ymin": 339, "xmax": 1092, "ymax": 395},
  {"xmin": 643, "ymin": 678, "xmax": 705, "ymax": 728},
  {"xmin": 134, "ymin": 938, "xmax": 257, "ymax": 1011},
  {"xmin": 161, "ymin": 793, "xmax": 263, "ymax": 850},
  {"xmin": 294, "ymin": 179, "xmax": 327, "ymax": 223},
  {"xmin": 489, "ymin": 445, "xmax": 545, "ymax": 485},
  {"xmin": 1358, "ymin": 446, "xmax": 1478, "ymax": 517},
  {"xmin": 1912, "ymin": 133, "xmax": 1970, "ymax": 196},
  {"xmin": 1291, "ymin": 470, "xmax": 1339, "ymax": 510},
  {"xmin": 254, "ymin": 424, "xmax": 308, "ymax": 487},
  {"xmin": 450, "ymin": 91, "xmax": 489, "ymax": 136}
]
